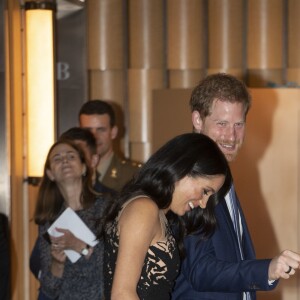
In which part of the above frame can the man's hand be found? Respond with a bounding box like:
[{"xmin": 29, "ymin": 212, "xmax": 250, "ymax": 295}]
[{"xmin": 268, "ymin": 250, "xmax": 300, "ymax": 280}]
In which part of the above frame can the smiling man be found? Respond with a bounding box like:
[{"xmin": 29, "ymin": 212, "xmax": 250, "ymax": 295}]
[{"xmin": 172, "ymin": 73, "xmax": 300, "ymax": 300}]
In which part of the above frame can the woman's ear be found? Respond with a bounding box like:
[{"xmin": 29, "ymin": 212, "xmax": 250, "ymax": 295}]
[
  {"xmin": 46, "ymin": 169, "xmax": 55, "ymax": 181},
  {"xmin": 191, "ymin": 111, "xmax": 203, "ymax": 133}
]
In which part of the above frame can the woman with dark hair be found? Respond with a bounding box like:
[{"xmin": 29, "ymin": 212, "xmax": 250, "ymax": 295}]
[
  {"xmin": 33, "ymin": 140, "xmax": 105, "ymax": 299},
  {"xmin": 100, "ymin": 133, "xmax": 232, "ymax": 300}
]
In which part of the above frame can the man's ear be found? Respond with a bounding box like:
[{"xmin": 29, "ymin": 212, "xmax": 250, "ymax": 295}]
[
  {"xmin": 46, "ymin": 169, "xmax": 55, "ymax": 181},
  {"xmin": 191, "ymin": 111, "xmax": 203, "ymax": 133},
  {"xmin": 111, "ymin": 125, "xmax": 118, "ymax": 140},
  {"xmin": 91, "ymin": 154, "xmax": 100, "ymax": 168}
]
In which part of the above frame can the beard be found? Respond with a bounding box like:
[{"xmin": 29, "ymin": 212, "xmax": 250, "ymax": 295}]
[{"xmin": 215, "ymin": 138, "xmax": 243, "ymax": 162}]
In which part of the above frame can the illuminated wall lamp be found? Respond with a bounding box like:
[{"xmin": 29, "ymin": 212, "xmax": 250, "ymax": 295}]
[{"xmin": 25, "ymin": 1, "xmax": 56, "ymax": 185}]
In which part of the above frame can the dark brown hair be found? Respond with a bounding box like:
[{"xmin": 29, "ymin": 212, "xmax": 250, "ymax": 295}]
[{"xmin": 34, "ymin": 140, "xmax": 96, "ymax": 225}]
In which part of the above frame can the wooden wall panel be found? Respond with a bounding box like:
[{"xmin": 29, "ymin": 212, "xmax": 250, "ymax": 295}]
[
  {"xmin": 128, "ymin": 1, "xmax": 166, "ymax": 161},
  {"xmin": 128, "ymin": 69, "xmax": 165, "ymax": 161},
  {"xmin": 167, "ymin": 0, "xmax": 206, "ymax": 88},
  {"xmin": 169, "ymin": 69, "xmax": 206, "ymax": 89},
  {"xmin": 208, "ymin": 0, "xmax": 244, "ymax": 77},
  {"xmin": 231, "ymin": 89, "xmax": 300, "ymax": 300},
  {"xmin": 89, "ymin": 70, "xmax": 126, "ymax": 107},
  {"xmin": 129, "ymin": 0, "xmax": 164, "ymax": 68},
  {"xmin": 28, "ymin": 186, "xmax": 39, "ymax": 300},
  {"xmin": 87, "ymin": 0, "xmax": 126, "ymax": 70},
  {"xmin": 287, "ymin": 0, "xmax": 300, "ymax": 85},
  {"xmin": 247, "ymin": 0, "xmax": 284, "ymax": 86}
]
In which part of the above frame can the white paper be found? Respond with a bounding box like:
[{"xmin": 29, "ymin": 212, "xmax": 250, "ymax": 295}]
[{"xmin": 47, "ymin": 207, "xmax": 99, "ymax": 263}]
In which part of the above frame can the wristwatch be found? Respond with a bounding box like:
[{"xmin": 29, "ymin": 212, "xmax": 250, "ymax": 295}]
[{"xmin": 80, "ymin": 244, "xmax": 90, "ymax": 256}]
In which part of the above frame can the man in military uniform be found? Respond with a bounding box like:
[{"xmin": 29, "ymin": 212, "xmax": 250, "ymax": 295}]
[{"xmin": 79, "ymin": 100, "xmax": 141, "ymax": 192}]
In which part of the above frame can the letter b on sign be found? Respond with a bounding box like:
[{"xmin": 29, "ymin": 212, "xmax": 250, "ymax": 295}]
[{"xmin": 57, "ymin": 62, "xmax": 70, "ymax": 80}]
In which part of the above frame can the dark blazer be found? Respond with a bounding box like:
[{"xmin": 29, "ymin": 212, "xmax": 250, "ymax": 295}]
[
  {"xmin": 102, "ymin": 154, "xmax": 141, "ymax": 192},
  {"xmin": 172, "ymin": 196, "xmax": 278, "ymax": 300}
]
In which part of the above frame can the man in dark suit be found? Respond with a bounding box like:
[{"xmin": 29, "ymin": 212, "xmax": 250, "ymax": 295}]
[
  {"xmin": 79, "ymin": 99, "xmax": 141, "ymax": 192},
  {"xmin": 172, "ymin": 73, "xmax": 300, "ymax": 299}
]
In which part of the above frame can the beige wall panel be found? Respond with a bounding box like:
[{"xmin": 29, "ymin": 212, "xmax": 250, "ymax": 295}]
[
  {"xmin": 152, "ymin": 88, "xmax": 192, "ymax": 153},
  {"xmin": 130, "ymin": 141, "xmax": 152, "ymax": 163},
  {"xmin": 209, "ymin": 0, "xmax": 244, "ymax": 70},
  {"xmin": 29, "ymin": 186, "xmax": 39, "ymax": 300},
  {"xmin": 231, "ymin": 89, "xmax": 300, "ymax": 300},
  {"xmin": 129, "ymin": 0, "xmax": 164, "ymax": 68},
  {"xmin": 247, "ymin": 69, "xmax": 284, "ymax": 87},
  {"xmin": 207, "ymin": 68, "xmax": 244, "ymax": 81},
  {"xmin": 87, "ymin": 0, "xmax": 125, "ymax": 69},
  {"xmin": 152, "ymin": 88, "xmax": 300, "ymax": 300},
  {"xmin": 89, "ymin": 70, "xmax": 126, "ymax": 107},
  {"xmin": 167, "ymin": 0, "xmax": 206, "ymax": 69},
  {"xmin": 128, "ymin": 69, "xmax": 165, "ymax": 145},
  {"xmin": 169, "ymin": 69, "xmax": 206, "ymax": 88},
  {"xmin": 287, "ymin": 68, "xmax": 300, "ymax": 86},
  {"xmin": 247, "ymin": 0, "xmax": 283, "ymax": 69},
  {"xmin": 288, "ymin": 0, "xmax": 300, "ymax": 68}
]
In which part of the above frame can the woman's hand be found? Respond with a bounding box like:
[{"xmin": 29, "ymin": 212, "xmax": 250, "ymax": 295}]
[
  {"xmin": 50, "ymin": 227, "xmax": 92, "ymax": 257},
  {"xmin": 50, "ymin": 245, "xmax": 66, "ymax": 277}
]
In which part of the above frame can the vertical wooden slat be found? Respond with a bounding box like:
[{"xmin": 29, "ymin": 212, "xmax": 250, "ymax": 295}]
[
  {"xmin": 208, "ymin": 0, "xmax": 244, "ymax": 80},
  {"xmin": 167, "ymin": 0, "xmax": 206, "ymax": 88},
  {"xmin": 247, "ymin": 0, "xmax": 284, "ymax": 86},
  {"xmin": 87, "ymin": 0, "xmax": 126, "ymax": 70},
  {"xmin": 168, "ymin": 69, "xmax": 206, "ymax": 89},
  {"xmin": 29, "ymin": 186, "xmax": 39, "ymax": 300},
  {"xmin": 129, "ymin": 0, "xmax": 164, "ymax": 68},
  {"xmin": 128, "ymin": 69, "xmax": 165, "ymax": 162},
  {"xmin": 128, "ymin": 0, "xmax": 165, "ymax": 161},
  {"xmin": 287, "ymin": 0, "xmax": 300, "ymax": 86}
]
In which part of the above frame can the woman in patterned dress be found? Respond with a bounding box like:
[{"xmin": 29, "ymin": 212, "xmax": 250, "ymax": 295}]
[{"xmin": 99, "ymin": 133, "xmax": 232, "ymax": 300}]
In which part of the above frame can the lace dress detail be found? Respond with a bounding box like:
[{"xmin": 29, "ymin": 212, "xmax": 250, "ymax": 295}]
[{"xmin": 104, "ymin": 197, "xmax": 180, "ymax": 300}]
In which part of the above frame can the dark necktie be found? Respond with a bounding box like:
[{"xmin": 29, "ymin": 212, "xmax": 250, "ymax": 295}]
[{"xmin": 229, "ymin": 185, "xmax": 244, "ymax": 259}]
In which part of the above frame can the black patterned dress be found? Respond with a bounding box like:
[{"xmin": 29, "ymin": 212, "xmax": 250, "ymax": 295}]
[{"xmin": 104, "ymin": 198, "xmax": 180, "ymax": 300}]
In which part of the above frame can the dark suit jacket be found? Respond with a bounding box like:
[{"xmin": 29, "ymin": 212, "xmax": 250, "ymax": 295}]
[
  {"xmin": 102, "ymin": 154, "xmax": 141, "ymax": 192},
  {"xmin": 172, "ymin": 197, "xmax": 278, "ymax": 300}
]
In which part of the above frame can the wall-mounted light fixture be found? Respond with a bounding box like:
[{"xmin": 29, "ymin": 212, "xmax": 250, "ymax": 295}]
[{"xmin": 25, "ymin": 1, "xmax": 56, "ymax": 185}]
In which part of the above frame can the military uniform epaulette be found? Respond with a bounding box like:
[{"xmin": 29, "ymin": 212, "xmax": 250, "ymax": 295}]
[
  {"xmin": 121, "ymin": 159, "xmax": 143, "ymax": 168},
  {"xmin": 102, "ymin": 154, "xmax": 142, "ymax": 191}
]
